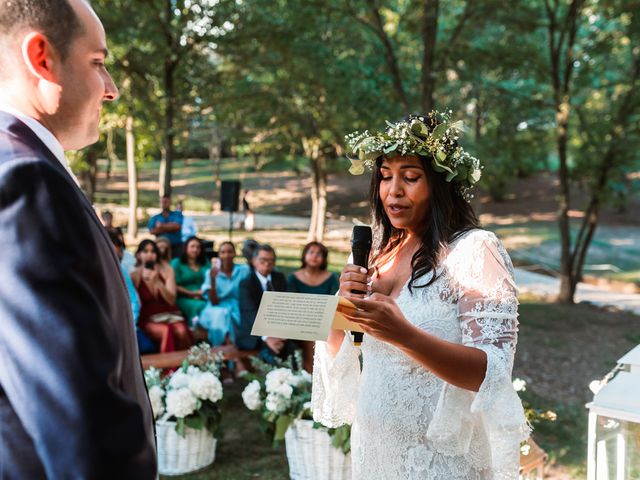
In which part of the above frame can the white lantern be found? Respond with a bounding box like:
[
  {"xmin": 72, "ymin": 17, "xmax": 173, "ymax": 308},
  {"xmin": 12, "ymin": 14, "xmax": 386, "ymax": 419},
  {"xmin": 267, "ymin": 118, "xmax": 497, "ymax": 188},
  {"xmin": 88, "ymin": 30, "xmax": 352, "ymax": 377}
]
[{"xmin": 586, "ymin": 344, "xmax": 640, "ymax": 480}]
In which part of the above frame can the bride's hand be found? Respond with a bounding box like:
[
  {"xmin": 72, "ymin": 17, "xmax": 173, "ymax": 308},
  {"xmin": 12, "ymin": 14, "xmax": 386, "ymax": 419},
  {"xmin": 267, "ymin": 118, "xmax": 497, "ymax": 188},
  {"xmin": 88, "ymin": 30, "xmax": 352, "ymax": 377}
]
[
  {"xmin": 342, "ymin": 293, "xmax": 414, "ymax": 347},
  {"xmin": 338, "ymin": 265, "xmax": 373, "ymax": 299}
]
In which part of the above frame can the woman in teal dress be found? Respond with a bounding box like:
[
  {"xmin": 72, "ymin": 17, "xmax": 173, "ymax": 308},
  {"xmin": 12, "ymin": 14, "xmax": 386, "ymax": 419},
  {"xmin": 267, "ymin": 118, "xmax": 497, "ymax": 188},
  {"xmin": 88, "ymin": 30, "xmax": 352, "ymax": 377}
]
[
  {"xmin": 288, "ymin": 242, "xmax": 338, "ymax": 372},
  {"xmin": 288, "ymin": 241, "xmax": 339, "ymax": 295},
  {"xmin": 198, "ymin": 241, "xmax": 250, "ymax": 346},
  {"xmin": 171, "ymin": 236, "xmax": 210, "ymax": 324}
]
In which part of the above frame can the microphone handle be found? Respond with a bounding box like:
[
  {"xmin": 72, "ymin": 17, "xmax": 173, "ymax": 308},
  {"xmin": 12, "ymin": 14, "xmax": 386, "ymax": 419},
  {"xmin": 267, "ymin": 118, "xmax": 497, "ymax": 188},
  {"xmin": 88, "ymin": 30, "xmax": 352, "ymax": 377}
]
[{"xmin": 350, "ymin": 248, "xmax": 369, "ymax": 344}]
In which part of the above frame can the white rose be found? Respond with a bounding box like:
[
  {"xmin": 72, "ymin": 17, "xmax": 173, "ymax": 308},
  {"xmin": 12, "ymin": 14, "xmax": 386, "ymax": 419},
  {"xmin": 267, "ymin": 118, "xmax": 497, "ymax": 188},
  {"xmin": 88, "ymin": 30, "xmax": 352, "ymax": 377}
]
[
  {"xmin": 265, "ymin": 368, "xmax": 295, "ymax": 393},
  {"xmin": 272, "ymin": 383, "xmax": 293, "ymax": 399},
  {"xmin": 512, "ymin": 378, "xmax": 527, "ymax": 392},
  {"xmin": 166, "ymin": 387, "xmax": 198, "ymax": 418},
  {"xmin": 168, "ymin": 370, "xmax": 192, "ymax": 390},
  {"xmin": 242, "ymin": 380, "xmax": 263, "ymax": 411},
  {"xmin": 148, "ymin": 385, "xmax": 165, "ymax": 419},
  {"xmin": 290, "ymin": 370, "xmax": 312, "ymax": 387},
  {"xmin": 189, "ymin": 371, "xmax": 223, "ymax": 403},
  {"xmin": 265, "ymin": 392, "xmax": 289, "ymax": 414}
]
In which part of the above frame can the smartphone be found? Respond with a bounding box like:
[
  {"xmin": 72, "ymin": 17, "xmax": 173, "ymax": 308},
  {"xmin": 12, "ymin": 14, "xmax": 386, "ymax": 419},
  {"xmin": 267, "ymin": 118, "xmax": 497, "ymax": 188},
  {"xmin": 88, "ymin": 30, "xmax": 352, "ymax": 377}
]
[{"xmin": 144, "ymin": 260, "xmax": 155, "ymax": 270}]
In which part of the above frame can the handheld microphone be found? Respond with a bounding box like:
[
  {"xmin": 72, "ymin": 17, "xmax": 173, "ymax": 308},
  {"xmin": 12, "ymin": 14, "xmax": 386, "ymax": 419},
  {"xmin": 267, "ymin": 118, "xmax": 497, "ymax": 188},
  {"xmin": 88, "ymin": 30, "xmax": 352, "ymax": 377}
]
[{"xmin": 350, "ymin": 225, "xmax": 372, "ymax": 345}]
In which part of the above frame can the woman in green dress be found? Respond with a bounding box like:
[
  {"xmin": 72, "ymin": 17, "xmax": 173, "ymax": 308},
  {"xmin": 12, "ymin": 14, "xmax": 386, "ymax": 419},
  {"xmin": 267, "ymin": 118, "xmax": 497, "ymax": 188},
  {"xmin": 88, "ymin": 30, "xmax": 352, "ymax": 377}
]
[
  {"xmin": 288, "ymin": 242, "xmax": 338, "ymax": 372},
  {"xmin": 171, "ymin": 236, "xmax": 210, "ymax": 324}
]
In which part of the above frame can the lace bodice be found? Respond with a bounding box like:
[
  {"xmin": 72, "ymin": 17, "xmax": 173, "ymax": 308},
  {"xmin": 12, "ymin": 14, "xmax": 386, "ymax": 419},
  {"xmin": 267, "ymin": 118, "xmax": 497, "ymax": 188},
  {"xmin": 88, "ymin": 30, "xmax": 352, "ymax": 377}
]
[{"xmin": 312, "ymin": 229, "xmax": 530, "ymax": 479}]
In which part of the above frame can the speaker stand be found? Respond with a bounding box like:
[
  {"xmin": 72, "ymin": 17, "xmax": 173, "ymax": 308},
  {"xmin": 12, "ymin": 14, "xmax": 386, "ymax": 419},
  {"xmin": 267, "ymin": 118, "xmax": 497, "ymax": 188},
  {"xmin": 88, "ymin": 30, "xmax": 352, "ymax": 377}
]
[{"xmin": 228, "ymin": 211, "xmax": 234, "ymax": 240}]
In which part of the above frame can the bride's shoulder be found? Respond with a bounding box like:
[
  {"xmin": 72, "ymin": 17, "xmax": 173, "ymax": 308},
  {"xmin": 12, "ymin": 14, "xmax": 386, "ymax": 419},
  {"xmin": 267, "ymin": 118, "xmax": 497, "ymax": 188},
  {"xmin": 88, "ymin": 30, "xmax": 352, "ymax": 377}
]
[
  {"xmin": 449, "ymin": 228, "xmax": 499, "ymax": 251},
  {"xmin": 443, "ymin": 228, "xmax": 506, "ymax": 264}
]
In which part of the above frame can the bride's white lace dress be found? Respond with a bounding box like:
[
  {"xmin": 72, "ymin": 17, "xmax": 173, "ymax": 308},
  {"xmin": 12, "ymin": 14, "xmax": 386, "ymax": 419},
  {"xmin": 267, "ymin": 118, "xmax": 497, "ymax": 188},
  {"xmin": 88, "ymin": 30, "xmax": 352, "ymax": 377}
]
[{"xmin": 312, "ymin": 229, "xmax": 530, "ymax": 479}]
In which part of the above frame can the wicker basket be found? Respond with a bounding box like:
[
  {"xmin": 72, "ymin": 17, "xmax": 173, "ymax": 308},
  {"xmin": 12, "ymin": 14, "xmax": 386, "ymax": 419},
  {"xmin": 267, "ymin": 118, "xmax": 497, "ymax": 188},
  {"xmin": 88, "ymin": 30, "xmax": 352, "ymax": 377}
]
[
  {"xmin": 156, "ymin": 419, "xmax": 217, "ymax": 475},
  {"xmin": 284, "ymin": 419, "xmax": 352, "ymax": 480}
]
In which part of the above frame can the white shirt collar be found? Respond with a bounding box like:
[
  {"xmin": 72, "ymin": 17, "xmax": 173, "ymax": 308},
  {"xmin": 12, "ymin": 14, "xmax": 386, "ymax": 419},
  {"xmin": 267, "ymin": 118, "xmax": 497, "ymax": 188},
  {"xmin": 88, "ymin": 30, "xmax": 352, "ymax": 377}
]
[
  {"xmin": 0, "ymin": 106, "xmax": 78, "ymax": 183},
  {"xmin": 255, "ymin": 271, "xmax": 272, "ymax": 290}
]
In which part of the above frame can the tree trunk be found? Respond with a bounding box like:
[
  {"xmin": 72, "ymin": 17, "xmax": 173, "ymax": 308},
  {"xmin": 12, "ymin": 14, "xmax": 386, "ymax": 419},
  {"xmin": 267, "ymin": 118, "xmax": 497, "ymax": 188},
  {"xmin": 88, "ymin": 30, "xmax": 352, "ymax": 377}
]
[
  {"xmin": 303, "ymin": 138, "xmax": 326, "ymax": 242},
  {"xmin": 106, "ymin": 127, "xmax": 119, "ymax": 180},
  {"xmin": 545, "ymin": 0, "xmax": 585, "ymax": 303},
  {"xmin": 556, "ymin": 102, "xmax": 574, "ymax": 303},
  {"xmin": 126, "ymin": 115, "xmax": 138, "ymax": 241},
  {"xmin": 314, "ymin": 154, "xmax": 328, "ymax": 242},
  {"xmin": 420, "ymin": 0, "xmax": 439, "ymax": 113},
  {"xmin": 160, "ymin": 60, "xmax": 175, "ymax": 198}
]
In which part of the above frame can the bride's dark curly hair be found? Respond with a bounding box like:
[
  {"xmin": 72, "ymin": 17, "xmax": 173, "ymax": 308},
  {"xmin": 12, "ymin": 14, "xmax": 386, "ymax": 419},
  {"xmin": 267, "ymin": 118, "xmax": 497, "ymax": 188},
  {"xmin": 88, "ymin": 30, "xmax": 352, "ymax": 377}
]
[{"xmin": 369, "ymin": 117, "xmax": 479, "ymax": 292}]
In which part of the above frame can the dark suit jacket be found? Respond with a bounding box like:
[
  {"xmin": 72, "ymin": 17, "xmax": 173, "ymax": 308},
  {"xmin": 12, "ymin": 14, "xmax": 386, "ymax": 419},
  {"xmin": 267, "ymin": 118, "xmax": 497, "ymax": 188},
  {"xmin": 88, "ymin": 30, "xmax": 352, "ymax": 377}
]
[
  {"xmin": 0, "ymin": 112, "xmax": 157, "ymax": 479},
  {"xmin": 237, "ymin": 270, "xmax": 287, "ymax": 350}
]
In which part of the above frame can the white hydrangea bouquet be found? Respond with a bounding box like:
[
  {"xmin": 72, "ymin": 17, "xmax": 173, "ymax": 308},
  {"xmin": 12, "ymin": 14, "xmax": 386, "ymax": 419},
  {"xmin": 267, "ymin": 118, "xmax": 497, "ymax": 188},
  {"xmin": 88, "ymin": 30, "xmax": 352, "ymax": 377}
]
[
  {"xmin": 241, "ymin": 353, "xmax": 351, "ymax": 453},
  {"xmin": 145, "ymin": 344, "xmax": 225, "ymax": 437}
]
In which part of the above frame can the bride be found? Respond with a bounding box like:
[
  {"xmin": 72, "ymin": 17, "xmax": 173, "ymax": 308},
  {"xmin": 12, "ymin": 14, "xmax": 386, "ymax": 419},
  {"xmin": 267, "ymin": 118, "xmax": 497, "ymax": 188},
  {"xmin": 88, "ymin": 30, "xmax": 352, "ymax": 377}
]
[{"xmin": 312, "ymin": 112, "xmax": 529, "ymax": 479}]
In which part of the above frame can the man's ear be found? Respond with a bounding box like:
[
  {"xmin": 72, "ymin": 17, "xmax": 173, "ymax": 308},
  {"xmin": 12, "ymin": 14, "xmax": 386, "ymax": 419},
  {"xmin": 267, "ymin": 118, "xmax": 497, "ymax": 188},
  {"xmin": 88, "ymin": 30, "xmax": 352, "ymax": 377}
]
[{"xmin": 21, "ymin": 32, "xmax": 58, "ymax": 82}]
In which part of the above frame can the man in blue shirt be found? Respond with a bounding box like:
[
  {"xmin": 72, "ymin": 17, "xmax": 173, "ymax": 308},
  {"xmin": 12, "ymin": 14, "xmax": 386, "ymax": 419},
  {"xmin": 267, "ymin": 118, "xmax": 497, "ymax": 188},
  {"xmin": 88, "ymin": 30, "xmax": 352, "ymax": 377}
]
[{"xmin": 148, "ymin": 194, "xmax": 184, "ymax": 258}]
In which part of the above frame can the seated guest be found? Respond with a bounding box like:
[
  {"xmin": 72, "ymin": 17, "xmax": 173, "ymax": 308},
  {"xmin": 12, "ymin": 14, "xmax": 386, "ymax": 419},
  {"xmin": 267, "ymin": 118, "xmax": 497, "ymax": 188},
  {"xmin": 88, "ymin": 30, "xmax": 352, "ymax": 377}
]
[
  {"xmin": 241, "ymin": 238, "xmax": 259, "ymax": 269},
  {"xmin": 171, "ymin": 236, "xmax": 210, "ymax": 325},
  {"xmin": 113, "ymin": 226, "xmax": 136, "ymax": 273},
  {"xmin": 106, "ymin": 229, "xmax": 156, "ymax": 354},
  {"xmin": 156, "ymin": 236, "xmax": 174, "ymax": 267},
  {"xmin": 288, "ymin": 242, "xmax": 339, "ymax": 295},
  {"xmin": 238, "ymin": 244, "xmax": 301, "ymax": 365},
  {"xmin": 131, "ymin": 240, "xmax": 192, "ymax": 352},
  {"xmin": 287, "ymin": 241, "xmax": 338, "ymax": 372},
  {"xmin": 198, "ymin": 242, "xmax": 250, "ymax": 346}
]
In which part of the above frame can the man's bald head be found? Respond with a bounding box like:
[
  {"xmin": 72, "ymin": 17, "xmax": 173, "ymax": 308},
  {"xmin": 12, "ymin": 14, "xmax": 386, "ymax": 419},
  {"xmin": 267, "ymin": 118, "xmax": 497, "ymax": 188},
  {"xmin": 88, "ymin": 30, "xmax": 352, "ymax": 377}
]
[{"xmin": 0, "ymin": 0, "xmax": 84, "ymax": 76}]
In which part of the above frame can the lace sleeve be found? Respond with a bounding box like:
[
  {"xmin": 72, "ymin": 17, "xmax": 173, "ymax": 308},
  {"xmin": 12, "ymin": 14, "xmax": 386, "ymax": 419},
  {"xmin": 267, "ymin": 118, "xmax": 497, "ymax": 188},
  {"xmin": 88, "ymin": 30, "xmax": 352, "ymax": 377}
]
[
  {"xmin": 311, "ymin": 334, "xmax": 361, "ymax": 428},
  {"xmin": 427, "ymin": 231, "xmax": 530, "ymax": 477}
]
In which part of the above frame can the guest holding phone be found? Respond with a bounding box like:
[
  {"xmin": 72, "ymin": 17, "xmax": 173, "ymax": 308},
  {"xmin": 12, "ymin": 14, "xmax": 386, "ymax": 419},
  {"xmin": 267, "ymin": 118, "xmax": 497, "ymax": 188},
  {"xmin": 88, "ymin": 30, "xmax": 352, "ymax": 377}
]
[{"xmin": 131, "ymin": 239, "xmax": 192, "ymax": 352}]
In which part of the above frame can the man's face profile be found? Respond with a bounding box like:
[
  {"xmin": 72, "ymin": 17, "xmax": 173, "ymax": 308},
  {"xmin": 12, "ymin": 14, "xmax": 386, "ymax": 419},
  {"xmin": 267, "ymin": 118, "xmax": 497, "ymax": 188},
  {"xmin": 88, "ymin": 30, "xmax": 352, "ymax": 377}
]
[{"xmin": 52, "ymin": 0, "xmax": 118, "ymax": 150}]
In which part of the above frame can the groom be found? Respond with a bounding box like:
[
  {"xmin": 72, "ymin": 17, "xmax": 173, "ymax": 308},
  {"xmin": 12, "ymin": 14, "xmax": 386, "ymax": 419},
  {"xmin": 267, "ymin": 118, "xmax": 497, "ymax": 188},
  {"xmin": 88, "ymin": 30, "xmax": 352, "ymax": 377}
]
[{"xmin": 0, "ymin": 0, "xmax": 156, "ymax": 478}]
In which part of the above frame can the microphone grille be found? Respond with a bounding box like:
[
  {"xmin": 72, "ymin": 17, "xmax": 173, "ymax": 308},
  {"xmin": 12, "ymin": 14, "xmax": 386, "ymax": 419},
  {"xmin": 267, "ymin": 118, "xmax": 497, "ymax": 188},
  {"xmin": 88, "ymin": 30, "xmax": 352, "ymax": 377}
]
[{"xmin": 351, "ymin": 225, "xmax": 372, "ymax": 248}]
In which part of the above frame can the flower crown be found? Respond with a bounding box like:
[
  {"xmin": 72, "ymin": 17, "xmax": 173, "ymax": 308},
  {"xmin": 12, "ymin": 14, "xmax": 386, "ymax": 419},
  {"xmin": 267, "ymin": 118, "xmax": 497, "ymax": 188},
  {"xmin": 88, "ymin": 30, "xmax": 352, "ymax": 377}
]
[{"xmin": 345, "ymin": 110, "xmax": 482, "ymax": 200}]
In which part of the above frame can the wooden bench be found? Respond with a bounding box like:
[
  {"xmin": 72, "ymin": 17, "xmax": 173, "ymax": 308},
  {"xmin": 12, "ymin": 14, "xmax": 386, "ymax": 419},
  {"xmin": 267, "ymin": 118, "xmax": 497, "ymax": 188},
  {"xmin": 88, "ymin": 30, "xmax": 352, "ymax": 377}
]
[{"xmin": 141, "ymin": 345, "xmax": 259, "ymax": 370}]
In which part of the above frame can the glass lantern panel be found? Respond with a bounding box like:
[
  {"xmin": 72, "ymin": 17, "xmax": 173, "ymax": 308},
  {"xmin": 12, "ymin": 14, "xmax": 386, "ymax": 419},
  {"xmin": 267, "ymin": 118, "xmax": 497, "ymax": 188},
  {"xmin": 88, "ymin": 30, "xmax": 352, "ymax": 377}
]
[{"xmin": 595, "ymin": 415, "xmax": 640, "ymax": 480}]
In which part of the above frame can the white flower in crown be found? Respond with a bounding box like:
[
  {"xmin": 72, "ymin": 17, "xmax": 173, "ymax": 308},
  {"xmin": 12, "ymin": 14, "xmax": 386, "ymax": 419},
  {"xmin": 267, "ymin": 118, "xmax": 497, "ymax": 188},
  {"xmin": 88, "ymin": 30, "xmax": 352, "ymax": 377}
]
[
  {"xmin": 166, "ymin": 387, "xmax": 198, "ymax": 418},
  {"xmin": 189, "ymin": 371, "xmax": 223, "ymax": 403},
  {"xmin": 512, "ymin": 378, "xmax": 527, "ymax": 392},
  {"xmin": 265, "ymin": 368, "xmax": 296, "ymax": 393},
  {"xmin": 242, "ymin": 380, "xmax": 263, "ymax": 411},
  {"xmin": 265, "ymin": 391, "xmax": 290, "ymax": 414},
  {"xmin": 148, "ymin": 385, "xmax": 165, "ymax": 419}
]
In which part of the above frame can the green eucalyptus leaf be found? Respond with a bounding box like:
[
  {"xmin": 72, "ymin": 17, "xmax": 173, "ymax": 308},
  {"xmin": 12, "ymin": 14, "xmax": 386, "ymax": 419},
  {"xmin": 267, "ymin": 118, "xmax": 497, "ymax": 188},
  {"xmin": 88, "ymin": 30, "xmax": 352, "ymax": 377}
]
[
  {"xmin": 349, "ymin": 159, "xmax": 365, "ymax": 175},
  {"xmin": 411, "ymin": 122, "xmax": 429, "ymax": 137},
  {"xmin": 175, "ymin": 418, "xmax": 187, "ymax": 437},
  {"xmin": 445, "ymin": 171, "xmax": 457, "ymax": 182},
  {"xmin": 449, "ymin": 120, "xmax": 465, "ymax": 132},
  {"xmin": 432, "ymin": 123, "xmax": 448, "ymax": 140},
  {"xmin": 383, "ymin": 143, "xmax": 398, "ymax": 154},
  {"xmin": 436, "ymin": 150, "xmax": 447, "ymax": 162},
  {"xmin": 185, "ymin": 414, "xmax": 205, "ymax": 431}
]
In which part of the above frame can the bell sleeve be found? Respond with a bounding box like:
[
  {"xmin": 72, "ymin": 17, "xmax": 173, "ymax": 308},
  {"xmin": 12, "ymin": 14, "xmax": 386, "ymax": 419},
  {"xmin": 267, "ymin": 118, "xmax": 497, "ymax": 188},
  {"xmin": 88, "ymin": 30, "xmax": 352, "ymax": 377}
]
[
  {"xmin": 311, "ymin": 333, "xmax": 361, "ymax": 428},
  {"xmin": 427, "ymin": 230, "xmax": 530, "ymax": 476}
]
